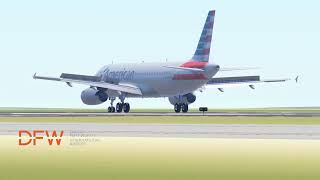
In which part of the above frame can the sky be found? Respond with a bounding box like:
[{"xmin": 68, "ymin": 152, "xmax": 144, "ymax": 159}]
[{"xmin": 0, "ymin": 0, "xmax": 319, "ymax": 109}]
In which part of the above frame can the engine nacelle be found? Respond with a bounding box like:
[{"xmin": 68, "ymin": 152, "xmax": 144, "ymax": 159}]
[
  {"xmin": 168, "ymin": 93, "xmax": 196, "ymax": 105},
  {"xmin": 81, "ymin": 88, "xmax": 108, "ymax": 105},
  {"xmin": 185, "ymin": 93, "xmax": 196, "ymax": 103}
]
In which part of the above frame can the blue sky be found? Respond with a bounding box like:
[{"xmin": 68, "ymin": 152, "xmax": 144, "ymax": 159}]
[{"xmin": 0, "ymin": 0, "xmax": 319, "ymax": 108}]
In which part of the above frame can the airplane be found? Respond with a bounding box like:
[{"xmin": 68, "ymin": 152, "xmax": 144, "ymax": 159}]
[{"xmin": 34, "ymin": 10, "xmax": 291, "ymax": 113}]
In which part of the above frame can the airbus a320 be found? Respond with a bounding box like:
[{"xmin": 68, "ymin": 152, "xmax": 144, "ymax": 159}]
[{"xmin": 34, "ymin": 10, "xmax": 290, "ymax": 113}]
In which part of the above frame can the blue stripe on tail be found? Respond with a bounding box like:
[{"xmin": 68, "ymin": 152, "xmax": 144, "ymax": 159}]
[{"xmin": 192, "ymin": 10, "xmax": 215, "ymax": 62}]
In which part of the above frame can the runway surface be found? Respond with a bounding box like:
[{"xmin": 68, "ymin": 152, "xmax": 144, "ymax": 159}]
[
  {"xmin": 1, "ymin": 111, "xmax": 320, "ymax": 117},
  {"xmin": 2, "ymin": 123, "xmax": 320, "ymax": 139}
]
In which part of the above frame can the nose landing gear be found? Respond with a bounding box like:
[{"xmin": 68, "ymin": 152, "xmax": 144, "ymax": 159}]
[
  {"xmin": 107, "ymin": 98, "xmax": 116, "ymax": 112},
  {"xmin": 107, "ymin": 106, "xmax": 115, "ymax": 113}
]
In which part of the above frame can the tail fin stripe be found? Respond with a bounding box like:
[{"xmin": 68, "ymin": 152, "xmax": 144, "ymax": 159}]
[{"xmin": 192, "ymin": 10, "xmax": 215, "ymax": 62}]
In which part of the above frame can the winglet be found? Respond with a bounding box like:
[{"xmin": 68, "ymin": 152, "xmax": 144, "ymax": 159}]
[
  {"xmin": 33, "ymin": 73, "xmax": 37, "ymax": 79},
  {"xmin": 219, "ymin": 67, "xmax": 260, "ymax": 71}
]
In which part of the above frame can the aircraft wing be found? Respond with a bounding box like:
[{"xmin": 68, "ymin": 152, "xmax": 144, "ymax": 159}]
[
  {"xmin": 33, "ymin": 73, "xmax": 142, "ymax": 95},
  {"xmin": 205, "ymin": 75, "xmax": 291, "ymax": 92}
]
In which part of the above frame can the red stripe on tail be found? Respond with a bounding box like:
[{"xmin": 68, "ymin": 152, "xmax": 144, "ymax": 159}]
[{"xmin": 180, "ymin": 61, "xmax": 208, "ymax": 69}]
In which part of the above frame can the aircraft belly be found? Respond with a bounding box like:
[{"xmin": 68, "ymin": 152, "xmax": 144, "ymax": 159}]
[{"xmin": 138, "ymin": 79, "xmax": 206, "ymax": 97}]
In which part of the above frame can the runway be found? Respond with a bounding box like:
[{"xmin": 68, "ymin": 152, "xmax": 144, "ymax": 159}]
[
  {"xmin": 2, "ymin": 122, "xmax": 320, "ymax": 139},
  {"xmin": 1, "ymin": 111, "xmax": 320, "ymax": 117}
]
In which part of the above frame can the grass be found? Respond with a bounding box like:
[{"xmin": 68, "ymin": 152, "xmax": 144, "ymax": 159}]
[
  {"xmin": 0, "ymin": 116, "xmax": 320, "ymax": 124},
  {"xmin": 1, "ymin": 136, "xmax": 320, "ymax": 180}
]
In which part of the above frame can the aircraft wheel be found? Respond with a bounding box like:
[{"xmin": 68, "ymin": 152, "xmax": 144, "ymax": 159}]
[
  {"xmin": 108, "ymin": 106, "xmax": 116, "ymax": 113},
  {"xmin": 116, "ymin": 103, "xmax": 123, "ymax": 113},
  {"xmin": 123, "ymin": 103, "xmax": 130, "ymax": 113},
  {"xmin": 182, "ymin": 103, "xmax": 188, "ymax": 113},
  {"xmin": 174, "ymin": 103, "xmax": 181, "ymax": 113}
]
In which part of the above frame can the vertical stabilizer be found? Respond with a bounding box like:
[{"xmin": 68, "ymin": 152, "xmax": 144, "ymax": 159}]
[{"xmin": 192, "ymin": 10, "xmax": 215, "ymax": 62}]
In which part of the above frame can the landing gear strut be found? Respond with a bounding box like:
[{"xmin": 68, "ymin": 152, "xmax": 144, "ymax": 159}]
[
  {"xmin": 174, "ymin": 103, "xmax": 188, "ymax": 113},
  {"xmin": 107, "ymin": 98, "xmax": 115, "ymax": 113}
]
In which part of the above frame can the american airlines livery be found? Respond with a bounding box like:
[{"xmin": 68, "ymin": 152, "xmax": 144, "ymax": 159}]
[{"xmin": 34, "ymin": 10, "xmax": 290, "ymax": 113}]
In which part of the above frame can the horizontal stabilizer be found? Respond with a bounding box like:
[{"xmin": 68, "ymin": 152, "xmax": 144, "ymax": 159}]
[
  {"xmin": 219, "ymin": 67, "xmax": 260, "ymax": 72},
  {"xmin": 207, "ymin": 76, "xmax": 260, "ymax": 84},
  {"xmin": 162, "ymin": 66, "xmax": 205, "ymax": 72}
]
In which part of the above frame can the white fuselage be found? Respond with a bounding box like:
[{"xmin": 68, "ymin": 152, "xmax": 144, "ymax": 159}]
[{"xmin": 95, "ymin": 62, "xmax": 219, "ymax": 98}]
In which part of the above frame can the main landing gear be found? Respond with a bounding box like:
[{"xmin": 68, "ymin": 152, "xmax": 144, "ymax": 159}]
[
  {"xmin": 174, "ymin": 103, "xmax": 188, "ymax": 113},
  {"xmin": 116, "ymin": 102, "xmax": 130, "ymax": 113},
  {"xmin": 107, "ymin": 97, "xmax": 130, "ymax": 113}
]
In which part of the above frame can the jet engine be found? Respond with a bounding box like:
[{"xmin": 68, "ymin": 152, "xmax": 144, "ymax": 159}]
[
  {"xmin": 81, "ymin": 88, "xmax": 108, "ymax": 105},
  {"xmin": 168, "ymin": 93, "xmax": 196, "ymax": 105},
  {"xmin": 185, "ymin": 93, "xmax": 196, "ymax": 103}
]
